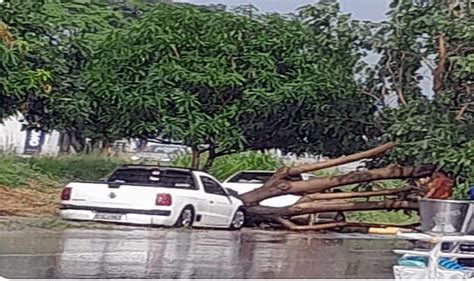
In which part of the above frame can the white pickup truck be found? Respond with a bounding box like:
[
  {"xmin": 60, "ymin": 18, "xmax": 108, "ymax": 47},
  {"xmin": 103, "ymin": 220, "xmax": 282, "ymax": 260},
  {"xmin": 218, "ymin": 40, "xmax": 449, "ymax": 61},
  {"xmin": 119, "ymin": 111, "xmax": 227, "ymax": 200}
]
[
  {"xmin": 222, "ymin": 170, "xmax": 345, "ymax": 224},
  {"xmin": 59, "ymin": 165, "xmax": 246, "ymax": 229}
]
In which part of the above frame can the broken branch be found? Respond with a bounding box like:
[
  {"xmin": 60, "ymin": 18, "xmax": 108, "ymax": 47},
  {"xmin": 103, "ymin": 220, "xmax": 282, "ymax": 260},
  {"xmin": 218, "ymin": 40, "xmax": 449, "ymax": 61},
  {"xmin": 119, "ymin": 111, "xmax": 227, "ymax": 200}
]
[{"xmin": 241, "ymin": 164, "xmax": 434, "ymax": 205}]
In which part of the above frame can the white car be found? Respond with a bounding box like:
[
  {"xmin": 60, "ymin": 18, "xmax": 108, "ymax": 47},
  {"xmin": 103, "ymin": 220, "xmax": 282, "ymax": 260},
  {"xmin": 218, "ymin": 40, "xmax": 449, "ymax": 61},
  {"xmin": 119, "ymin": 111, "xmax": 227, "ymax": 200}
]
[
  {"xmin": 223, "ymin": 170, "xmax": 318, "ymax": 207},
  {"xmin": 223, "ymin": 170, "xmax": 345, "ymax": 224},
  {"xmin": 59, "ymin": 165, "xmax": 246, "ymax": 229}
]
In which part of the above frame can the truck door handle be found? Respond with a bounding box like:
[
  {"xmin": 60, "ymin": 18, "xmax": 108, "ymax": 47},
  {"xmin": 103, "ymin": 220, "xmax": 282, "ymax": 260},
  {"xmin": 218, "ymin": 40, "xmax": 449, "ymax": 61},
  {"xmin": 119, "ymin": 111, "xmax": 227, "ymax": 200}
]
[{"xmin": 209, "ymin": 200, "xmax": 214, "ymax": 204}]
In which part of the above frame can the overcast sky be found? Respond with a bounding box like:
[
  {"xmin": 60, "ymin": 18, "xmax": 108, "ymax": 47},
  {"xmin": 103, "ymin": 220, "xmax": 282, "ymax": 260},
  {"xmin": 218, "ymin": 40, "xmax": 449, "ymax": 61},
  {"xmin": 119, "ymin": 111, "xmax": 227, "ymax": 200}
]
[{"xmin": 175, "ymin": 0, "xmax": 390, "ymax": 21}]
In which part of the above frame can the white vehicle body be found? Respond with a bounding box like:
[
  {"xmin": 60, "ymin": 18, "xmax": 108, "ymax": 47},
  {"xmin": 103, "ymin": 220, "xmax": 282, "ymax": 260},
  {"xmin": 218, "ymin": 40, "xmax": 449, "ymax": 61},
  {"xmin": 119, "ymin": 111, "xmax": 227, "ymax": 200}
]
[
  {"xmin": 394, "ymin": 232, "xmax": 474, "ymax": 280},
  {"xmin": 222, "ymin": 170, "xmax": 317, "ymax": 207},
  {"xmin": 59, "ymin": 165, "xmax": 245, "ymax": 229}
]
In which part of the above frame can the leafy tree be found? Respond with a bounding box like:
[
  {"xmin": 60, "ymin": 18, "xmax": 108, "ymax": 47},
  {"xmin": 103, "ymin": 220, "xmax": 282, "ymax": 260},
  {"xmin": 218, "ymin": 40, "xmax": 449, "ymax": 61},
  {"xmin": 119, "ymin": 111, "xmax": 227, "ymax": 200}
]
[
  {"xmin": 364, "ymin": 0, "xmax": 474, "ymax": 197},
  {"xmin": 84, "ymin": 2, "xmax": 377, "ymax": 169}
]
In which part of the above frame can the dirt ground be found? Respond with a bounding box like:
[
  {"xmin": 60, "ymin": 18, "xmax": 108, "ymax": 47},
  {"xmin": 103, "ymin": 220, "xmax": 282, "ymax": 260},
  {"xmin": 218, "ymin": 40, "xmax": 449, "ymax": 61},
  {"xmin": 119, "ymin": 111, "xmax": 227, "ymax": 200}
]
[{"xmin": 0, "ymin": 185, "xmax": 61, "ymax": 217}]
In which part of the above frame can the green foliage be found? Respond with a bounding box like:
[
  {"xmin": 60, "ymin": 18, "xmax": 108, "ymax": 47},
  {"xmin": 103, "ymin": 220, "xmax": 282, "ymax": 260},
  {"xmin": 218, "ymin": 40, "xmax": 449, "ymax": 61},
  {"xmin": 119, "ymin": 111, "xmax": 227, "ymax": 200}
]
[
  {"xmin": 347, "ymin": 210, "xmax": 418, "ymax": 225},
  {"xmin": 363, "ymin": 0, "xmax": 474, "ymax": 197},
  {"xmin": 1, "ymin": 0, "xmax": 135, "ymax": 149}
]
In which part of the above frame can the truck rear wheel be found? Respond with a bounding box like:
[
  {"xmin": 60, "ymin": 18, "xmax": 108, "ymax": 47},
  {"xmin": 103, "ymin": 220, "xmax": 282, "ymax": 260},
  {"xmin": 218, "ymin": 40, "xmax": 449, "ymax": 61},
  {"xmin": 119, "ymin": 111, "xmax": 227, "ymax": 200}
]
[{"xmin": 175, "ymin": 206, "xmax": 194, "ymax": 228}]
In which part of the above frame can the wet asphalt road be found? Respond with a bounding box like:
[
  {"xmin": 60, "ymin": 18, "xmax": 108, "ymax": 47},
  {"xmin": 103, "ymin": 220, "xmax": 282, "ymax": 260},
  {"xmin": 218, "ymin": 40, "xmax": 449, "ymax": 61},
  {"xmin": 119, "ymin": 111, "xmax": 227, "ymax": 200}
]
[{"xmin": 0, "ymin": 227, "xmax": 410, "ymax": 279}]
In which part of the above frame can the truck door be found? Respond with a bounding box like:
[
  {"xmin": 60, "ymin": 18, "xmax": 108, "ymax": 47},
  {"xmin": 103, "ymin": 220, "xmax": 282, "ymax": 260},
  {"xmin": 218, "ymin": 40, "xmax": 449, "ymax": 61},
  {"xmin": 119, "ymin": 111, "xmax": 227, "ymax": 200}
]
[{"xmin": 199, "ymin": 176, "xmax": 234, "ymax": 226}]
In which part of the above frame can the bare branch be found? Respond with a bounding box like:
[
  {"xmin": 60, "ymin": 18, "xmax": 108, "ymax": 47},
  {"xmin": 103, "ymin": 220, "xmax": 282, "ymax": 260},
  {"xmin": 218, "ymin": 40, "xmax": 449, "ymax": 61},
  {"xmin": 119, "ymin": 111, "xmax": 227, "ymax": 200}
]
[
  {"xmin": 421, "ymin": 57, "xmax": 436, "ymax": 73},
  {"xmin": 456, "ymin": 102, "xmax": 474, "ymax": 120},
  {"xmin": 359, "ymin": 88, "xmax": 382, "ymax": 102},
  {"xmin": 288, "ymin": 142, "xmax": 397, "ymax": 176}
]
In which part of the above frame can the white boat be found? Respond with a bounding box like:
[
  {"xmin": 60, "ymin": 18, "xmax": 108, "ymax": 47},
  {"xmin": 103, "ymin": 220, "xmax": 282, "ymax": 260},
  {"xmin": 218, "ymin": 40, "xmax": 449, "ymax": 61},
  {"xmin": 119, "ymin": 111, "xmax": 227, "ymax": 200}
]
[
  {"xmin": 393, "ymin": 232, "xmax": 474, "ymax": 279},
  {"xmin": 393, "ymin": 199, "xmax": 474, "ymax": 279}
]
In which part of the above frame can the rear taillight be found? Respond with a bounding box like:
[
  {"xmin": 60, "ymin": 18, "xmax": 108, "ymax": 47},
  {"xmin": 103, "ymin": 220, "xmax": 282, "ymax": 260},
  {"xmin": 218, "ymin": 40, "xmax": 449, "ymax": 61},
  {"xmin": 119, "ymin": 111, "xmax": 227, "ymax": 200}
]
[
  {"xmin": 155, "ymin": 193, "xmax": 172, "ymax": 206},
  {"xmin": 61, "ymin": 187, "xmax": 72, "ymax": 200}
]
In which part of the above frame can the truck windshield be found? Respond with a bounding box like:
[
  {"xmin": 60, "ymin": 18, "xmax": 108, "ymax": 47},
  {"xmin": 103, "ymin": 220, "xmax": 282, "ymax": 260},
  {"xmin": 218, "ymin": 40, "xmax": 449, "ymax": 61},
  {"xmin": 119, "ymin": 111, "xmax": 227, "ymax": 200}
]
[{"xmin": 108, "ymin": 168, "xmax": 196, "ymax": 189}]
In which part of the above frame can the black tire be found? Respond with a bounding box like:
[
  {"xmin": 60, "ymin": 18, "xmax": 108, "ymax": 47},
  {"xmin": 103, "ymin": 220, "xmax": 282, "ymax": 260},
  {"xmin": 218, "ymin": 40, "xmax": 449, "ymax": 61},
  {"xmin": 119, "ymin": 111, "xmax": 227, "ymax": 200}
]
[
  {"xmin": 333, "ymin": 212, "xmax": 346, "ymax": 232},
  {"xmin": 335, "ymin": 212, "xmax": 346, "ymax": 222},
  {"xmin": 174, "ymin": 206, "xmax": 195, "ymax": 228},
  {"xmin": 230, "ymin": 208, "xmax": 245, "ymax": 230}
]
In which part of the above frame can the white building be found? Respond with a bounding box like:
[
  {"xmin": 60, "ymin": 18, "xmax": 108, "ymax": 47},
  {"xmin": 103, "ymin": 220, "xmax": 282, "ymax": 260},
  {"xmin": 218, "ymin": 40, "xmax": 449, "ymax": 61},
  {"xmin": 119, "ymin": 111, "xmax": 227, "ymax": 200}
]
[{"xmin": 0, "ymin": 115, "xmax": 61, "ymax": 156}]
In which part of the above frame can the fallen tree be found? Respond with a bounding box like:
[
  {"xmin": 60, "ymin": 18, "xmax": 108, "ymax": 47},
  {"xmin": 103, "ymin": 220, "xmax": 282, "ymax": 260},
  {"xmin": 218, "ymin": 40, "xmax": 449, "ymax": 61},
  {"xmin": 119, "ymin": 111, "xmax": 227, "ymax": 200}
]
[{"xmin": 240, "ymin": 142, "xmax": 437, "ymax": 231}]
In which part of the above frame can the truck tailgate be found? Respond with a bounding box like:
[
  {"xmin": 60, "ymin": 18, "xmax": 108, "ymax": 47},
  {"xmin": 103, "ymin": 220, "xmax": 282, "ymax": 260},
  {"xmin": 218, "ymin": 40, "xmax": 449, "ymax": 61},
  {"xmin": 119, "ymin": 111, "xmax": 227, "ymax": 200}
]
[{"xmin": 64, "ymin": 182, "xmax": 161, "ymax": 209}]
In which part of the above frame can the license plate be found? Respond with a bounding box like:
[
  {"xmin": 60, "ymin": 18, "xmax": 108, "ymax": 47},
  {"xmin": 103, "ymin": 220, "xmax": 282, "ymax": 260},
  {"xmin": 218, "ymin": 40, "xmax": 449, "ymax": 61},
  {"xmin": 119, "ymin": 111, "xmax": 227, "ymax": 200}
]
[{"xmin": 94, "ymin": 213, "xmax": 123, "ymax": 220}]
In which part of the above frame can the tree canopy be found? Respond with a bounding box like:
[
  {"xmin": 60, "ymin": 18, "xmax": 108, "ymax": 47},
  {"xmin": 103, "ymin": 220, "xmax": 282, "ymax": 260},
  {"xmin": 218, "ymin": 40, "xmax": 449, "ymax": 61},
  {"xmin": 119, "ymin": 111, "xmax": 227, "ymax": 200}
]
[
  {"xmin": 80, "ymin": 2, "xmax": 376, "ymax": 168},
  {"xmin": 1, "ymin": 0, "xmax": 472, "ymax": 193}
]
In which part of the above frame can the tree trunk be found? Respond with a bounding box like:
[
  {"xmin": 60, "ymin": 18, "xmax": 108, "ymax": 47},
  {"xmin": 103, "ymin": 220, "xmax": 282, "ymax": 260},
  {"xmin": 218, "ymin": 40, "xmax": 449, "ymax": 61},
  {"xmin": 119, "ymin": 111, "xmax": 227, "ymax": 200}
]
[
  {"xmin": 68, "ymin": 132, "xmax": 85, "ymax": 153},
  {"xmin": 58, "ymin": 132, "xmax": 71, "ymax": 154},
  {"xmin": 191, "ymin": 147, "xmax": 201, "ymax": 170},
  {"xmin": 203, "ymin": 147, "xmax": 216, "ymax": 172}
]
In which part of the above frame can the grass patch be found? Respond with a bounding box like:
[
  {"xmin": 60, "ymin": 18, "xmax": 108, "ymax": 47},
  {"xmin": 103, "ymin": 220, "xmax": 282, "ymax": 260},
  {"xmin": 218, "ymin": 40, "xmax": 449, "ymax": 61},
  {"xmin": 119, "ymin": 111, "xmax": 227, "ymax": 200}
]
[
  {"xmin": 347, "ymin": 210, "xmax": 419, "ymax": 225},
  {"xmin": 0, "ymin": 154, "xmax": 59, "ymax": 188},
  {"xmin": 0, "ymin": 153, "xmax": 122, "ymax": 188},
  {"xmin": 26, "ymin": 153, "xmax": 122, "ymax": 181}
]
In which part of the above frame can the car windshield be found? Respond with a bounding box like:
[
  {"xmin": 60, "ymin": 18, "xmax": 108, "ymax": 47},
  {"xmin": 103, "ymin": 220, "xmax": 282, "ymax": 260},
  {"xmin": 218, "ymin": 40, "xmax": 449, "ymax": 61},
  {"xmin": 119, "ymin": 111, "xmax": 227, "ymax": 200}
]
[
  {"xmin": 107, "ymin": 168, "xmax": 196, "ymax": 189},
  {"xmin": 227, "ymin": 172, "xmax": 302, "ymax": 183}
]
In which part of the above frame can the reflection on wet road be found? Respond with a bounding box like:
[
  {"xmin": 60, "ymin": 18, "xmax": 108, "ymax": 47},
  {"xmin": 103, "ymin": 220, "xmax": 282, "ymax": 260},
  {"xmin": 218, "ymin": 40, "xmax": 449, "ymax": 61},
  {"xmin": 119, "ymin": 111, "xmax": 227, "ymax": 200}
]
[{"xmin": 0, "ymin": 228, "xmax": 410, "ymax": 278}]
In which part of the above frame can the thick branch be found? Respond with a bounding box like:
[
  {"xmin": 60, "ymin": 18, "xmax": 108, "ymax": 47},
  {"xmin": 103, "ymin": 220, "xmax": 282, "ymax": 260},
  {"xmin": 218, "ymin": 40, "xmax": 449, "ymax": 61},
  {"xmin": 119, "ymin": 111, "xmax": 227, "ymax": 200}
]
[
  {"xmin": 284, "ymin": 199, "xmax": 418, "ymax": 216},
  {"xmin": 202, "ymin": 146, "xmax": 216, "ymax": 172},
  {"xmin": 191, "ymin": 147, "xmax": 201, "ymax": 170},
  {"xmin": 277, "ymin": 218, "xmax": 419, "ymax": 231},
  {"xmin": 247, "ymin": 199, "xmax": 419, "ymax": 218},
  {"xmin": 298, "ymin": 186, "xmax": 416, "ymax": 203}
]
